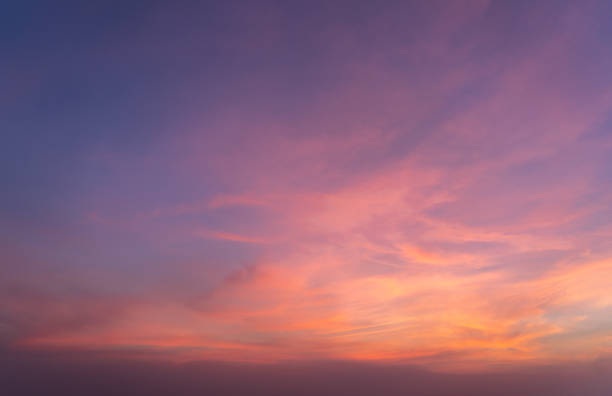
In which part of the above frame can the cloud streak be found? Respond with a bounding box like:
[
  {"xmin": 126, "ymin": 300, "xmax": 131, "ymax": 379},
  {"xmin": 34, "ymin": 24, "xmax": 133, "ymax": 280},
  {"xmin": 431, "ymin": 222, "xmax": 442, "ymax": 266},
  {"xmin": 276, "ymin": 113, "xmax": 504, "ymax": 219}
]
[{"xmin": 2, "ymin": 0, "xmax": 612, "ymax": 378}]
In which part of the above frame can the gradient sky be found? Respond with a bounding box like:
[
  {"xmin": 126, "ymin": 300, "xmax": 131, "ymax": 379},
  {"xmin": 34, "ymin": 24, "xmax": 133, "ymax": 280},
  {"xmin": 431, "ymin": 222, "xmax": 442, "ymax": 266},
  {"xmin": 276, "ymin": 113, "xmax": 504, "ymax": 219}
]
[{"xmin": 2, "ymin": 0, "xmax": 612, "ymax": 377}]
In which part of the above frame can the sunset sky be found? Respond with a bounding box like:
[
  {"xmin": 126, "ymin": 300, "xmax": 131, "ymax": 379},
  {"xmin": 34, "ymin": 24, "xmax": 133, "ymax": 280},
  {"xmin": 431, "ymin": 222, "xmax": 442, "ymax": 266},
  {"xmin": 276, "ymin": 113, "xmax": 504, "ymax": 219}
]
[{"xmin": 2, "ymin": 0, "xmax": 612, "ymax": 390}]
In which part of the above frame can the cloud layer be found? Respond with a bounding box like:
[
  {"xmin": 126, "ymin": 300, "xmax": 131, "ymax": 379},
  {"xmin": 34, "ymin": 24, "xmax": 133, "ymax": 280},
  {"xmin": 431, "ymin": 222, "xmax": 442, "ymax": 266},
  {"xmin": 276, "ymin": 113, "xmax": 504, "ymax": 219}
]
[{"xmin": 2, "ymin": 0, "xmax": 612, "ymax": 375}]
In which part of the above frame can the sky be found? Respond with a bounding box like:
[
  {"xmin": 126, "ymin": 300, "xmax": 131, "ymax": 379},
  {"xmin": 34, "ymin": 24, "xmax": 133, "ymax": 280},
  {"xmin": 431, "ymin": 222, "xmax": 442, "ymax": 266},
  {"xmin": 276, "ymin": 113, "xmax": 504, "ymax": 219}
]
[{"xmin": 2, "ymin": 0, "xmax": 612, "ymax": 393}]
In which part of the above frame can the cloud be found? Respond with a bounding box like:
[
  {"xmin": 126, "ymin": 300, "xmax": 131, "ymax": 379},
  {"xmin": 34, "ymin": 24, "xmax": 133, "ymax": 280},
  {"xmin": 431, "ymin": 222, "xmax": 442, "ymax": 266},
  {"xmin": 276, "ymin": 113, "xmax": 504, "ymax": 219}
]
[{"xmin": 2, "ymin": 0, "xmax": 612, "ymax": 373}]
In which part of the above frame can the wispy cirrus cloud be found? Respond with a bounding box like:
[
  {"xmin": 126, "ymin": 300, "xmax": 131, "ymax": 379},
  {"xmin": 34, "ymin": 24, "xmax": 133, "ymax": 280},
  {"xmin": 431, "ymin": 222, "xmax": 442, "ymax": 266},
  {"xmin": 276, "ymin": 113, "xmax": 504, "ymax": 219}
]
[{"xmin": 2, "ymin": 0, "xmax": 612, "ymax": 375}]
